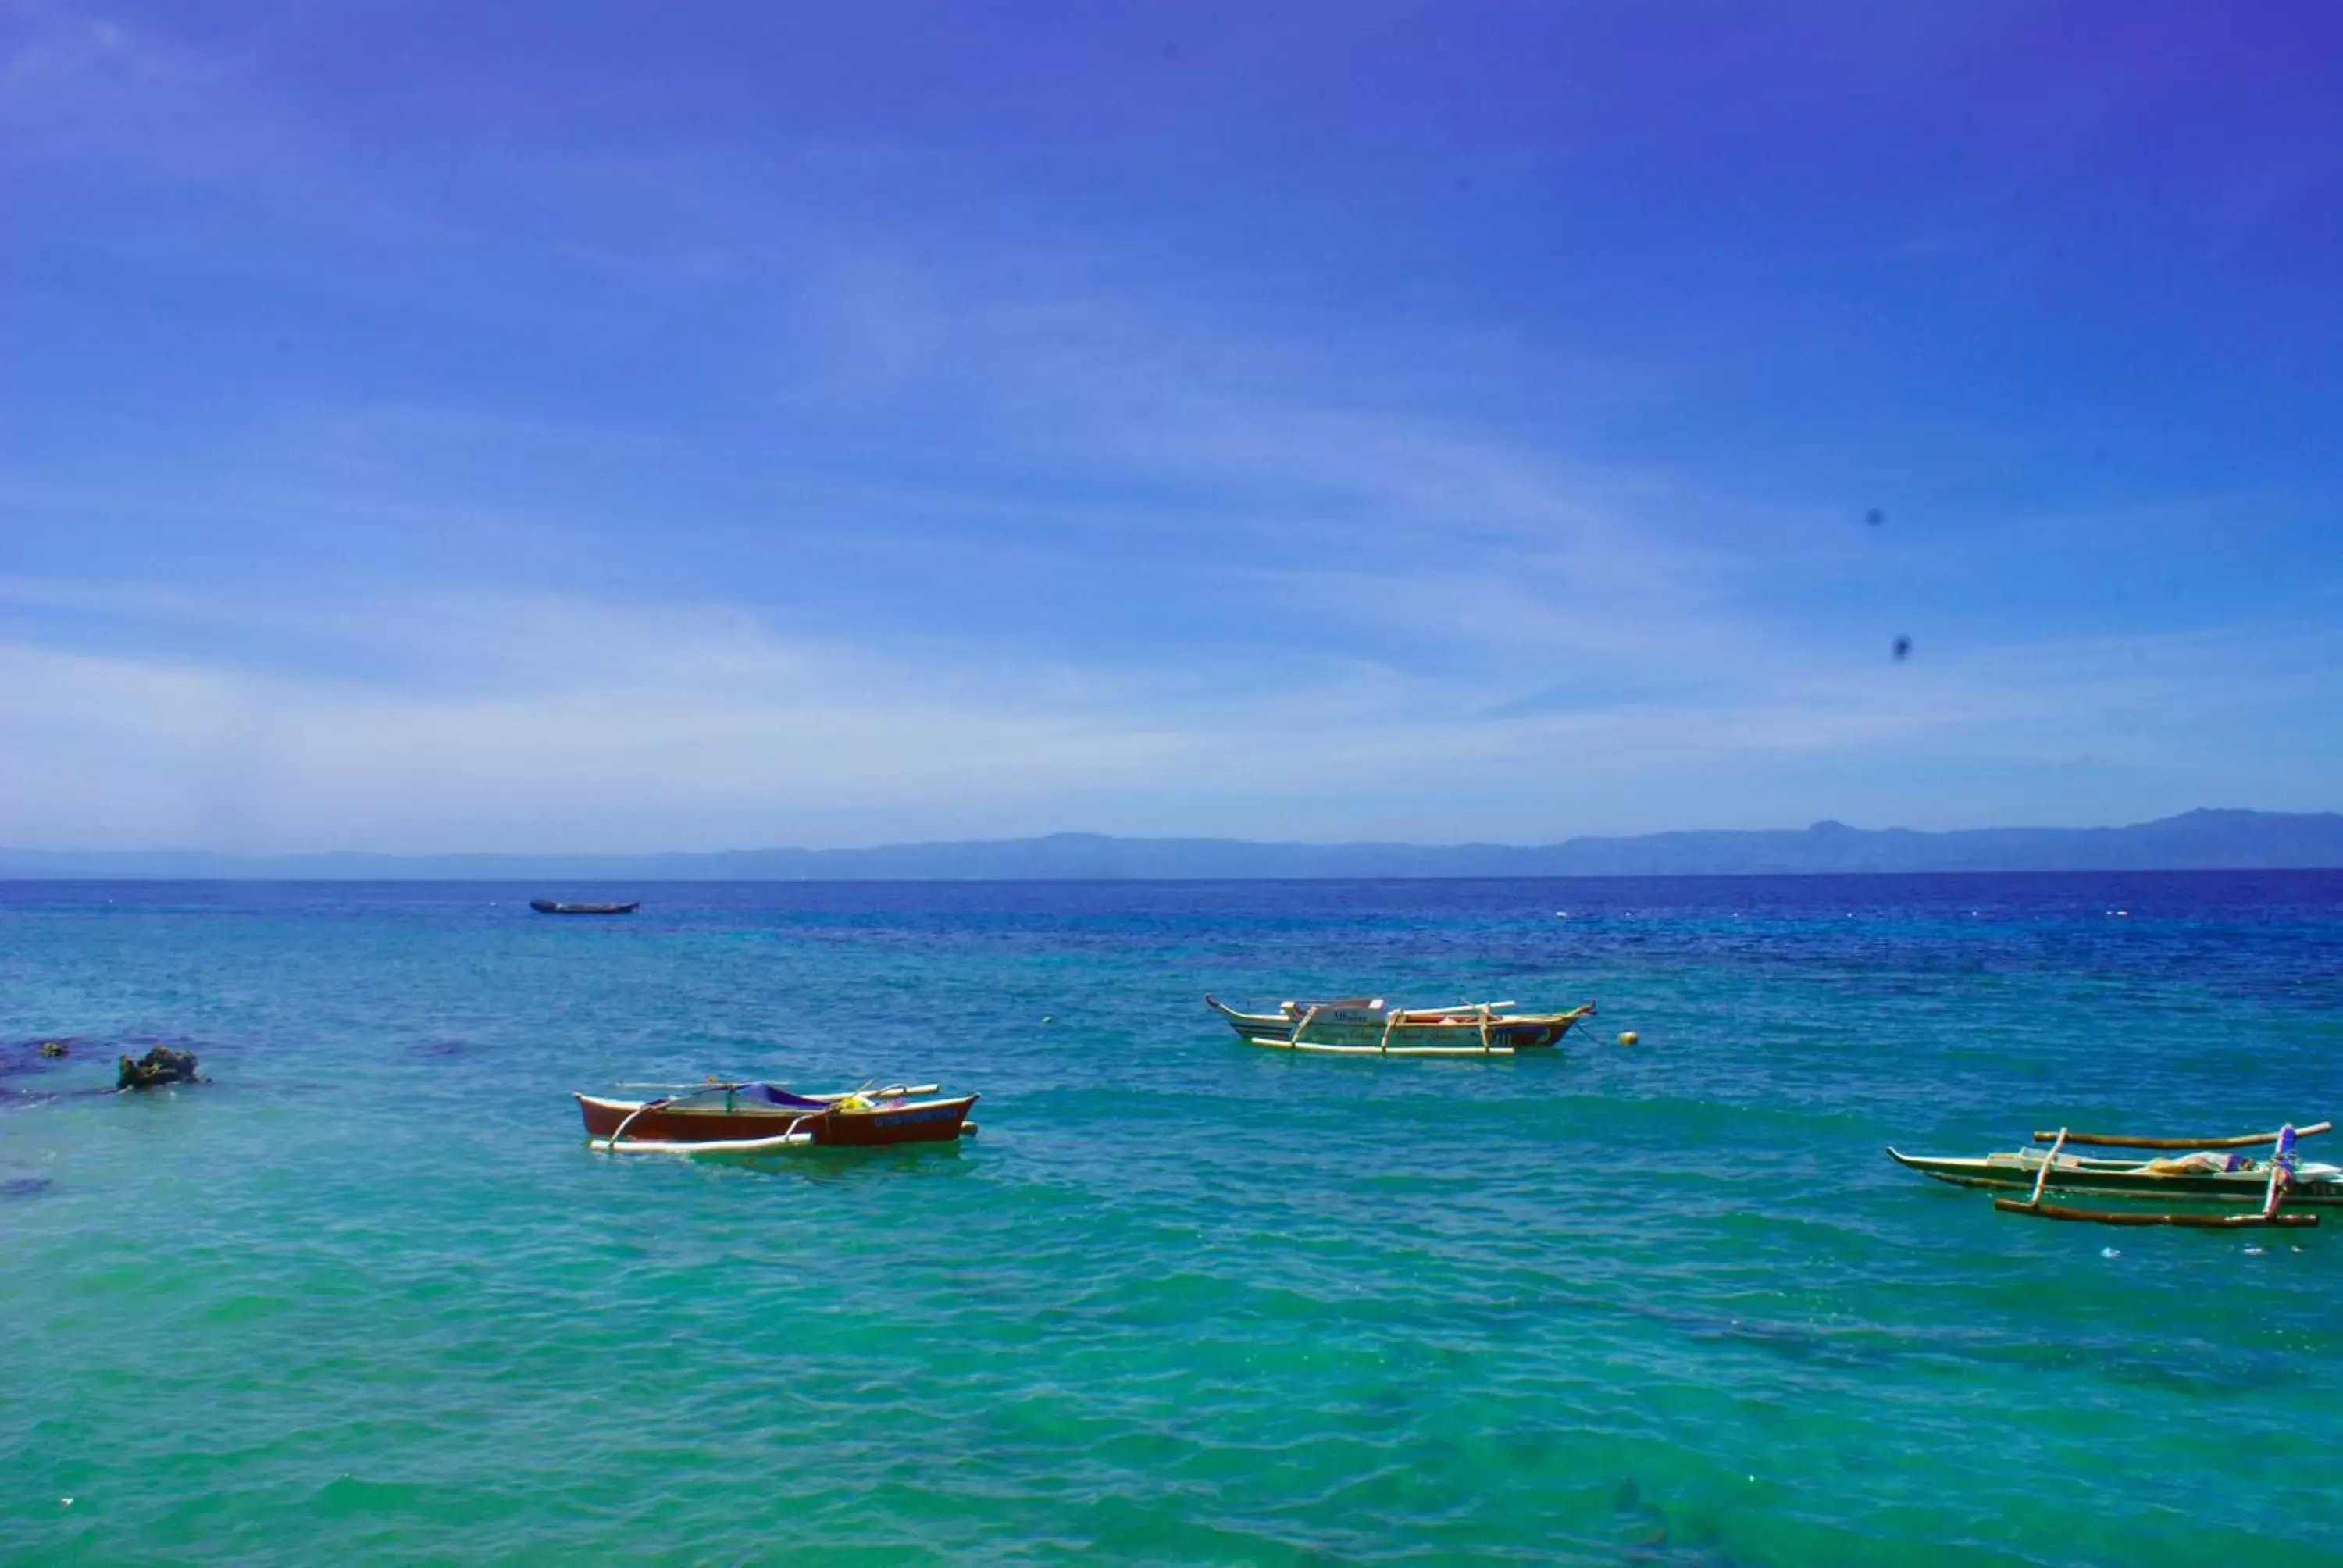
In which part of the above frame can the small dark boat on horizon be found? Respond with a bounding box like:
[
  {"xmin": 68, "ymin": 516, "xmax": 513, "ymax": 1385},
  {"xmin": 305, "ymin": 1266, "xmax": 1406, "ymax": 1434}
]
[{"xmin": 530, "ymin": 899, "xmax": 640, "ymax": 915}]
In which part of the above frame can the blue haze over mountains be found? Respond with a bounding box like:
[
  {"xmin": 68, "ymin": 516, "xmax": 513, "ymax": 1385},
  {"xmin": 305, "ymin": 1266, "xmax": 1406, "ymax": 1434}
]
[{"xmin": 5, "ymin": 811, "xmax": 2338, "ymax": 880}]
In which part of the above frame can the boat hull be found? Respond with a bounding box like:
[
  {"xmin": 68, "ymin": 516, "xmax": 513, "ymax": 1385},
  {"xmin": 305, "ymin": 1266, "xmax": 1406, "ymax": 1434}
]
[
  {"xmin": 533, "ymin": 900, "xmax": 640, "ymax": 915},
  {"xmin": 1886, "ymin": 1147, "xmax": 2343, "ymax": 1208},
  {"xmin": 576, "ymin": 1092, "xmax": 976, "ymax": 1148}
]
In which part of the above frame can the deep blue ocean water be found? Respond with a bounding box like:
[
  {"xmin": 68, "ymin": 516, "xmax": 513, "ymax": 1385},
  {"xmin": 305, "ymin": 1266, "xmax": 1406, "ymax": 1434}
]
[{"xmin": 4, "ymin": 871, "xmax": 2341, "ymax": 1565}]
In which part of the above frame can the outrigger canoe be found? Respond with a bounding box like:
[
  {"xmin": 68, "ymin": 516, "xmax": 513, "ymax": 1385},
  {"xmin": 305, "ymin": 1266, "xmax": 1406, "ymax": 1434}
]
[
  {"xmin": 1205, "ymin": 995, "xmax": 1594, "ymax": 1056},
  {"xmin": 1888, "ymin": 1119, "xmax": 2339, "ymax": 1228},
  {"xmin": 576, "ymin": 1081, "xmax": 979, "ymax": 1154}
]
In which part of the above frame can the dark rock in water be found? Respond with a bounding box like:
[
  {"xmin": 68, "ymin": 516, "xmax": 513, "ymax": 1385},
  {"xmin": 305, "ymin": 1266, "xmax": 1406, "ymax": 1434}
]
[
  {"xmin": 2, "ymin": 1037, "xmax": 80, "ymax": 1078},
  {"xmin": 118, "ymin": 1046, "xmax": 205, "ymax": 1089},
  {"xmin": 2, "ymin": 1177, "xmax": 53, "ymax": 1199}
]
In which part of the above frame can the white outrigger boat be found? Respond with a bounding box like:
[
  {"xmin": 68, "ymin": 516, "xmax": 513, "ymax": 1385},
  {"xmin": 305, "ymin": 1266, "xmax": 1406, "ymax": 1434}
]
[
  {"xmin": 1205, "ymin": 995, "xmax": 1595, "ymax": 1057},
  {"xmin": 1888, "ymin": 1119, "xmax": 2338, "ymax": 1228}
]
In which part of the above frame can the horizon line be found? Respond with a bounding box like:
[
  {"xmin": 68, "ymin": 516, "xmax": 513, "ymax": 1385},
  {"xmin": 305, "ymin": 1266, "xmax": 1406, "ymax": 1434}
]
[
  {"xmin": 4, "ymin": 804, "xmax": 2340, "ymax": 863},
  {"xmin": 4, "ymin": 806, "xmax": 2341, "ymax": 883}
]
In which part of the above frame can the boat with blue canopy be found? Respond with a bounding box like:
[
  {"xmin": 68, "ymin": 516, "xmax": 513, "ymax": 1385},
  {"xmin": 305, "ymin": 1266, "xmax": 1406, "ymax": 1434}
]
[{"xmin": 576, "ymin": 1080, "xmax": 979, "ymax": 1154}]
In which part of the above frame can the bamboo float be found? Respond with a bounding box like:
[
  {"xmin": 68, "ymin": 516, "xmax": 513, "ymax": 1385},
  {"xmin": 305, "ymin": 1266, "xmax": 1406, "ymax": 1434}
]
[
  {"xmin": 604, "ymin": 1125, "xmax": 820, "ymax": 1156},
  {"xmin": 1992, "ymin": 1198, "xmax": 2318, "ymax": 1228},
  {"xmin": 1243, "ymin": 1034, "xmax": 1542, "ymax": 1057},
  {"xmin": 2028, "ymin": 1121, "xmax": 2331, "ymax": 1149}
]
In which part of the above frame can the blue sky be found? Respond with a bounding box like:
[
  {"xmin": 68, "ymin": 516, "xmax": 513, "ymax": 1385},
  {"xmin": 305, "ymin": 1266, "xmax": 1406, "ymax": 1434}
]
[{"xmin": 4, "ymin": 0, "xmax": 2340, "ymax": 852}]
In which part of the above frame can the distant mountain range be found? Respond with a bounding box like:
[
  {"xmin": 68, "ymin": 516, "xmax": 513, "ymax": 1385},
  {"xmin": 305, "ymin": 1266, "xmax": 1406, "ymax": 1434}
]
[{"xmin": 3, "ymin": 810, "xmax": 2339, "ymax": 880}]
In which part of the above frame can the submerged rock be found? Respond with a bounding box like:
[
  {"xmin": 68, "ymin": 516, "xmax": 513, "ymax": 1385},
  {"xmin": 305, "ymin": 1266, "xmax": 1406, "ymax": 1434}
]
[
  {"xmin": 2, "ymin": 1037, "xmax": 80, "ymax": 1077},
  {"xmin": 117, "ymin": 1046, "xmax": 205, "ymax": 1090}
]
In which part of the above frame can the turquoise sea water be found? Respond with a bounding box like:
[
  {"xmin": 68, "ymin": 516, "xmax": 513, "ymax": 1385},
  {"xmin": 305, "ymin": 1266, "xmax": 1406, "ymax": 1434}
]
[{"xmin": 4, "ymin": 873, "xmax": 2341, "ymax": 1566}]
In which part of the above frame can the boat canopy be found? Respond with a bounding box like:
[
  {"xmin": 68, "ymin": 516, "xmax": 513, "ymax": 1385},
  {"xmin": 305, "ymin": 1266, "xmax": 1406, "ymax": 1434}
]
[{"xmin": 668, "ymin": 1082, "xmax": 833, "ymax": 1111}]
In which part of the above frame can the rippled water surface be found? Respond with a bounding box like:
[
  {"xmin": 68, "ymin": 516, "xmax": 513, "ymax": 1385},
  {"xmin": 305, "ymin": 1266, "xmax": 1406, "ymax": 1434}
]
[{"xmin": 5, "ymin": 873, "xmax": 2341, "ymax": 1565}]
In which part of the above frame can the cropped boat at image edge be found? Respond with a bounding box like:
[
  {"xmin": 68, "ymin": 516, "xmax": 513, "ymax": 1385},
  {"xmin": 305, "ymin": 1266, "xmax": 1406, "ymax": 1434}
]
[
  {"xmin": 1205, "ymin": 995, "xmax": 1596, "ymax": 1055},
  {"xmin": 1889, "ymin": 1119, "xmax": 2340, "ymax": 1228},
  {"xmin": 576, "ymin": 1081, "xmax": 979, "ymax": 1155}
]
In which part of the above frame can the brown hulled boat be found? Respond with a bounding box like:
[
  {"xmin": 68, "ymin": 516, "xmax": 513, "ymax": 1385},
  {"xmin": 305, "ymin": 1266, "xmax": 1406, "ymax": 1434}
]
[{"xmin": 576, "ymin": 1080, "xmax": 978, "ymax": 1153}]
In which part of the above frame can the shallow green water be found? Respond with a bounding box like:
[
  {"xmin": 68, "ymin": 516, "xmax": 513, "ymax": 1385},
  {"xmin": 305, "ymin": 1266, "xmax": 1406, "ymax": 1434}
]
[{"xmin": 4, "ymin": 875, "xmax": 2340, "ymax": 1564}]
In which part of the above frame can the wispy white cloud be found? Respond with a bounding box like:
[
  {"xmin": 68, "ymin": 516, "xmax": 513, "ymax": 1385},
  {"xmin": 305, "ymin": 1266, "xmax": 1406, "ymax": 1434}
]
[
  {"xmin": 0, "ymin": 593, "xmax": 1179, "ymax": 852},
  {"xmin": 0, "ymin": 2, "xmax": 266, "ymax": 176},
  {"xmin": 5, "ymin": 573, "xmax": 2336, "ymax": 851},
  {"xmin": 2, "ymin": 4, "xmax": 153, "ymax": 100}
]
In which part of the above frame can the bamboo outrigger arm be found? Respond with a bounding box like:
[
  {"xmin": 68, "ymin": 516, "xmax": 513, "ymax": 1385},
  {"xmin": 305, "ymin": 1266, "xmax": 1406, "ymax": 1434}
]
[
  {"xmin": 612, "ymin": 1081, "xmax": 941, "ymax": 1098},
  {"xmin": 1391, "ymin": 1001, "xmax": 1518, "ymax": 1020},
  {"xmin": 603, "ymin": 1097, "xmax": 670, "ymax": 1153},
  {"xmin": 2024, "ymin": 1128, "xmax": 2068, "ymax": 1208},
  {"xmin": 2028, "ymin": 1121, "xmax": 2331, "ymax": 1150}
]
